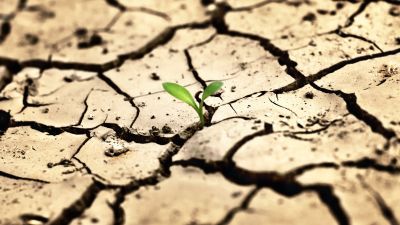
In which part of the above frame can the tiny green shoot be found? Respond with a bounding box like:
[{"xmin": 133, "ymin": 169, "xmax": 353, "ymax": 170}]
[{"xmin": 162, "ymin": 81, "xmax": 223, "ymax": 127}]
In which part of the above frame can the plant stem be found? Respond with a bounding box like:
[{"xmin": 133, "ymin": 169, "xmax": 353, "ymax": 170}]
[{"xmin": 198, "ymin": 101, "xmax": 204, "ymax": 127}]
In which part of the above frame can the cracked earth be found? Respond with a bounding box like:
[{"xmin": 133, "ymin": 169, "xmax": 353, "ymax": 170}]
[{"xmin": 0, "ymin": 0, "xmax": 400, "ymax": 224}]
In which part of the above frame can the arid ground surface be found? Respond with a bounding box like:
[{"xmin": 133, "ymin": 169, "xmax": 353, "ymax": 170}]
[{"xmin": 0, "ymin": 0, "xmax": 400, "ymax": 224}]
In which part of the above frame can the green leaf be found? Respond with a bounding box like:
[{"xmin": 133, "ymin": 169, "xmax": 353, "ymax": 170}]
[
  {"xmin": 162, "ymin": 82, "xmax": 198, "ymax": 109},
  {"xmin": 202, "ymin": 81, "xmax": 223, "ymax": 101}
]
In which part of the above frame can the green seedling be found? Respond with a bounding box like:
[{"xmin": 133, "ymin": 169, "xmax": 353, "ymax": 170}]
[{"xmin": 162, "ymin": 81, "xmax": 223, "ymax": 127}]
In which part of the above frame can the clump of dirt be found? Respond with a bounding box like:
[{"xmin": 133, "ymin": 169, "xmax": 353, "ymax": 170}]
[
  {"xmin": 104, "ymin": 145, "xmax": 129, "ymax": 157},
  {"xmin": 316, "ymin": 9, "xmax": 329, "ymax": 15},
  {"xmin": 336, "ymin": 2, "xmax": 344, "ymax": 10},
  {"xmin": 302, "ymin": 12, "xmax": 316, "ymax": 23},
  {"xmin": 150, "ymin": 73, "xmax": 160, "ymax": 81},
  {"xmin": 162, "ymin": 125, "xmax": 172, "ymax": 134},
  {"xmin": 18, "ymin": 33, "xmax": 39, "ymax": 46},
  {"xmin": 390, "ymin": 121, "xmax": 400, "ymax": 126},
  {"xmin": 75, "ymin": 28, "xmax": 88, "ymax": 37},
  {"xmin": 304, "ymin": 91, "xmax": 315, "ymax": 99},
  {"xmin": 377, "ymin": 64, "xmax": 399, "ymax": 85},
  {"xmin": 76, "ymin": 31, "xmax": 103, "ymax": 49},
  {"xmin": 47, "ymin": 159, "xmax": 74, "ymax": 168},
  {"xmin": 41, "ymin": 108, "xmax": 49, "ymax": 114},
  {"xmin": 24, "ymin": 33, "xmax": 39, "ymax": 45},
  {"xmin": 102, "ymin": 131, "xmax": 130, "ymax": 157},
  {"xmin": 149, "ymin": 126, "xmax": 160, "ymax": 136}
]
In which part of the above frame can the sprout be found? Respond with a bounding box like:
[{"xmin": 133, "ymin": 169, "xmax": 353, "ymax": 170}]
[{"xmin": 162, "ymin": 81, "xmax": 223, "ymax": 127}]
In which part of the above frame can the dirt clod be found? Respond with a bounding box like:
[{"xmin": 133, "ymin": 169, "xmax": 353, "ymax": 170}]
[{"xmin": 150, "ymin": 73, "xmax": 160, "ymax": 80}]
